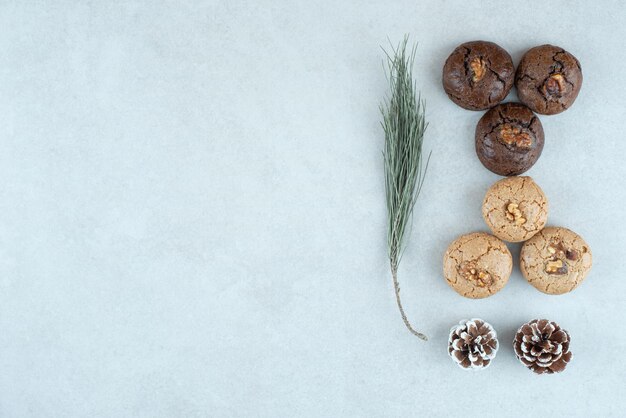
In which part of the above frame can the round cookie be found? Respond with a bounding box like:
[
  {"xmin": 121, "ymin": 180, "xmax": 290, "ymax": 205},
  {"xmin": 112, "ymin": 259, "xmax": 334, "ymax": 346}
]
[
  {"xmin": 475, "ymin": 102, "xmax": 544, "ymax": 176},
  {"xmin": 482, "ymin": 176, "xmax": 548, "ymax": 242},
  {"xmin": 515, "ymin": 45, "xmax": 582, "ymax": 115},
  {"xmin": 442, "ymin": 41, "xmax": 514, "ymax": 111},
  {"xmin": 443, "ymin": 232, "xmax": 512, "ymax": 299},
  {"xmin": 520, "ymin": 227, "xmax": 592, "ymax": 295}
]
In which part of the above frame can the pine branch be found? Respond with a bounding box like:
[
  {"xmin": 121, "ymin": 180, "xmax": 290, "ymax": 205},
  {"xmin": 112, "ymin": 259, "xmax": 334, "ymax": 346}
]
[{"xmin": 381, "ymin": 36, "xmax": 430, "ymax": 341}]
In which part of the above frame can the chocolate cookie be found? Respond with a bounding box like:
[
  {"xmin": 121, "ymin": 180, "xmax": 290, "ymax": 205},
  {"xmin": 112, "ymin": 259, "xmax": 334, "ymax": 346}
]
[
  {"xmin": 482, "ymin": 176, "xmax": 548, "ymax": 242},
  {"xmin": 515, "ymin": 45, "xmax": 582, "ymax": 115},
  {"xmin": 520, "ymin": 227, "xmax": 592, "ymax": 295},
  {"xmin": 442, "ymin": 41, "xmax": 514, "ymax": 110},
  {"xmin": 443, "ymin": 232, "xmax": 512, "ymax": 299},
  {"xmin": 475, "ymin": 102, "xmax": 544, "ymax": 176}
]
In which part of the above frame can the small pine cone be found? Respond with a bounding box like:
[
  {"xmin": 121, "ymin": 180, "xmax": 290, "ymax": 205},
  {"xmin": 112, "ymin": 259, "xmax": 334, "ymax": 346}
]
[
  {"xmin": 513, "ymin": 319, "xmax": 572, "ymax": 374},
  {"xmin": 448, "ymin": 318, "xmax": 498, "ymax": 370}
]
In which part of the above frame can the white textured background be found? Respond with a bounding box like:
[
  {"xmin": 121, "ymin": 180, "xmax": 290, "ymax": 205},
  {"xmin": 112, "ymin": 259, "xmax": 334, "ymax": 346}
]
[{"xmin": 0, "ymin": 1, "xmax": 624, "ymax": 417}]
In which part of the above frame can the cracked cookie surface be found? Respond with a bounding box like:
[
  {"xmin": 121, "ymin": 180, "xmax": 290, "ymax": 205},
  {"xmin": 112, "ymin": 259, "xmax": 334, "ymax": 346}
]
[
  {"xmin": 520, "ymin": 227, "xmax": 592, "ymax": 295},
  {"xmin": 442, "ymin": 41, "xmax": 514, "ymax": 111},
  {"xmin": 443, "ymin": 232, "xmax": 512, "ymax": 299},
  {"xmin": 482, "ymin": 176, "xmax": 548, "ymax": 242},
  {"xmin": 515, "ymin": 44, "xmax": 582, "ymax": 115},
  {"xmin": 475, "ymin": 102, "xmax": 544, "ymax": 176}
]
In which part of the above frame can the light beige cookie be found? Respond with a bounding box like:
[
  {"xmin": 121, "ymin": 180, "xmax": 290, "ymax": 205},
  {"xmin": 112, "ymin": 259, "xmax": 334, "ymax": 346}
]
[
  {"xmin": 520, "ymin": 227, "xmax": 592, "ymax": 295},
  {"xmin": 443, "ymin": 232, "xmax": 512, "ymax": 299},
  {"xmin": 482, "ymin": 176, "xmax": 548, "ymax": 243}
]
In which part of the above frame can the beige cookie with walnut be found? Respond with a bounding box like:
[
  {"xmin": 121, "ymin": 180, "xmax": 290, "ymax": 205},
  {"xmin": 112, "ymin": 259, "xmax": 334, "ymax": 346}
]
[
  {"xmin": 520, "ymin": 227, "xmax": 592, "ymax": 295},
  {"xmin": 482, "ymin": 176, "xmax": 548, "ymax": 243},
  {"xmin": 443, "ymin": 232, "xmax": 513, "ymax": 299}
]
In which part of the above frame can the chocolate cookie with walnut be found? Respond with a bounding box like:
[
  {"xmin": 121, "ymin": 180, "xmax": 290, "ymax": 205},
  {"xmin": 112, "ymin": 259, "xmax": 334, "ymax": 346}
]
[
  {"xmin": 443, "ymin": 232, "xmax": 512, "ymax": 299},
  {"xmin": 475, "ymin": 102, "xmax": 544, "ymax": 176},
  {"xmin": 442, "ymin": 41, "xmax": 514, "ymax": 111},
  {"xmin": 515, "ymin": 44, "xmax": 582, "ymax": 115},
  {"xmin": 520, "ymin": 227, "xmax": 592, "ymax": 295}
]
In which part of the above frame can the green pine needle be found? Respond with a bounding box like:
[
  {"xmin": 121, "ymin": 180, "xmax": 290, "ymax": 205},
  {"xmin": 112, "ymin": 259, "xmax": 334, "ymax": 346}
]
[{"xmin": 381, "ymin": 36, "xmax": 430, "ymax": 341}]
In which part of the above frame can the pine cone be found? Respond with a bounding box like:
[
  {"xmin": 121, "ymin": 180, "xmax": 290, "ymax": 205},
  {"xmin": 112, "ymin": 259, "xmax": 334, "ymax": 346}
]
[
  {"xmin": 448, "ymin": 318, "xmax": 498, "ymax": 370},
  {"xmin": 513, "ymin": 319, "xmax": 572, "ymax": 374}
]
